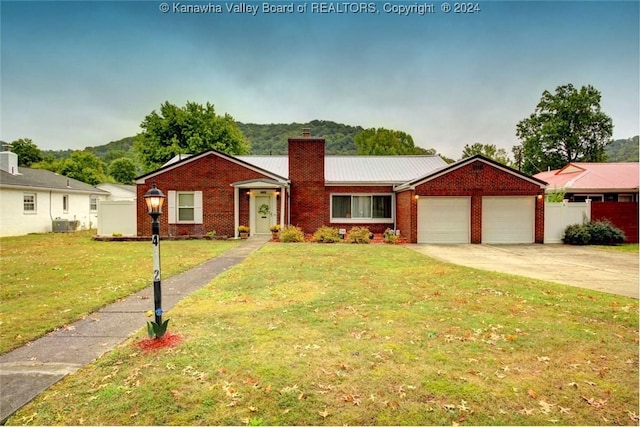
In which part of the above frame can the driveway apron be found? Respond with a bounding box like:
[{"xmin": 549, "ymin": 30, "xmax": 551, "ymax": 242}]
[{"xmin": 408, "ymin": 244, "xmax": 639, "ymax": 299}]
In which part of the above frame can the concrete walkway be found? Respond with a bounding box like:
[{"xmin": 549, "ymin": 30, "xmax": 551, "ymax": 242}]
[
  {"xmin": 0, "ymin": 236, "xmax": 270, "ymax": 424},
  {"xmin": 409, "ymin": 244, "xmax": 639, "ymax": 299}
]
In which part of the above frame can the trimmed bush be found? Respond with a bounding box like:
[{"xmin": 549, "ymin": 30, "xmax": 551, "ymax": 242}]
[
  {"xmin": 346, "ymin": 226, "xmax": 371, "ymax": 244},
  {"xmin": 563, "ymin": 220, "xmax": 625, "ymax": 245},
  {"xmin": 383, "ymin": 228, "xmax": 399, "ymax": 244},
  {"xmin": 312, "ymin": 226, "xmax": 341, "ymax": 243},
  {"xmin": 280, "ymin": 225, "xmax": 305, "ymax": 243}
]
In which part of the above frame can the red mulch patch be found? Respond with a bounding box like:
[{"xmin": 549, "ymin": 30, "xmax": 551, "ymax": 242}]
[{"xmin": 135, "ymin": 332, "xmax": 183, "ymax": 352}]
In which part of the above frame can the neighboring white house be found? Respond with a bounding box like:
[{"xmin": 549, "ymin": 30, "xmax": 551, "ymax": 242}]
[
  {"xmin": 96, "ymin": 183, "xmax": 136, "ymax": 201},
  {"xmin": 0, "ymin": 151, "xmax": 110, "ymax": 237}
]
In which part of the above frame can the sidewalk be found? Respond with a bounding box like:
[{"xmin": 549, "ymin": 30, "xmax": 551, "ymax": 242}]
[{"xmin": 0, "ymin": 236, "xmax": 270, "ymax": 423}]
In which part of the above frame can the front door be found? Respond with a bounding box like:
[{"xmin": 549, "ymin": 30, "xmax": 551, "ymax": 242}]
[{"xmin": 255, "ymin": 195, "xmax": 271, "ymax": 234}]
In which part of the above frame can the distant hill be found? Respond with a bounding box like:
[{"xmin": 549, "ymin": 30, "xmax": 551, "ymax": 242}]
[
  {"xmin": 41, "ymin": 124, "xmax": 638, "ymax": 164},
  {"xmin": 606, "ymin": 136, "xmax": 639, "ymax": 162},
  {"xmin": 237, "ymin": 120, "xmax": 363, "ymax": 155}
]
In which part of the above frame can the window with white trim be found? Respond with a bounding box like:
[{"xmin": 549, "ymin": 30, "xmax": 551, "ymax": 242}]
[
  {"xmin": 331, "ymin": 194, "xmax": 393, "ymax": 222},
  {"xmin": 178, "ymin": 192, "xmax": 195, "ymax": 221},
  {"xmin": 167, "ymin": 190, "xmax": 203, "ymax": 224},
  {"xmin": 63, "ymin": 195, "xmax": 69, "ymax": 212},
  {"xmin": 24, "ymin": 193, "xmax": 36, "ymax": 213},
  {"xmin": 90, "ymin": 196, "xmax": 98, "ymax": 211}
]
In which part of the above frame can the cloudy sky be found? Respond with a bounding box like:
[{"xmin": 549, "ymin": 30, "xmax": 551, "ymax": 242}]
[{"xmin": 1, "ymin": 0, "xmax": 638, "ymax": 159}]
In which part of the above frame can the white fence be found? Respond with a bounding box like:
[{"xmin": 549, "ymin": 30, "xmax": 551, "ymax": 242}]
[
  {"xmin": 544, "ymin": 201, "xmax": 590, "ymax": 244},
  {"xmin": 97, "ymin": 200, "xmax": 136, "ymax": 236}
]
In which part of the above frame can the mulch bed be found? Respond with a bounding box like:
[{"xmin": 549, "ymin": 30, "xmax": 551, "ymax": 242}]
[{"xmin": 135, "ymin": 333, "xmax": 183, "ymax": 352}]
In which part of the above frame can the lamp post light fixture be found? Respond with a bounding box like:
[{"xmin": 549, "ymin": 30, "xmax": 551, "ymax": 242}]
[{"xmin": 144, "ymin": 182, "xmax": 167, "ymax": 338}]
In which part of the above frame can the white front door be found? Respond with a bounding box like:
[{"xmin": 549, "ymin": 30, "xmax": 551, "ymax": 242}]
[{"xmin": 255, "ymin": 195, "xmax": 272, "ymax": 234}]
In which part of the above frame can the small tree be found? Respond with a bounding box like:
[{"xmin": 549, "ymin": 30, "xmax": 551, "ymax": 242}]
[
  {"xmin": 10, "ymin": 138, "xmax": 43, "ymax": 166},
  {"xmin": 108, "ymin": 158, "xmax": 138, "ymax": 184}
]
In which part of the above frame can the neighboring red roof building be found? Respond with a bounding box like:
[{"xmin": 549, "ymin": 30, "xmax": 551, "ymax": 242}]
[
  {"xmin": 535, "ymin": 162, "xmax": 639, "ymax": 243},
  {"xmin": 534, "ymin": 163, "xmax": 639, "ymax": 202},
  {"xmin": 135, "ymin": 132, "xmax": 547, "ymax": 243}
]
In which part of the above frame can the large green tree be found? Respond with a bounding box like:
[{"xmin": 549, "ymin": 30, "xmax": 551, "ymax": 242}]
[
  {"xmin": 515, "ymin": 84, "xmax": 613, "ymax": 174},
  {"xmin": 58, "ymin": 151, "xmax": 106, "ymax": 185},
  {"xmin": 10, "ymin": 138, "xmax": 43, "ymax": 166},
  {"xmin": 135, "ymin": 101, "xmax": 249, "ymax": 172},
  {"xmin": 354, "ymin": 128, "xmax": 435, "ymax": 155},
  {"xmin": 461, "ymin": 143, "xmax": 510, "ymax": 165}
]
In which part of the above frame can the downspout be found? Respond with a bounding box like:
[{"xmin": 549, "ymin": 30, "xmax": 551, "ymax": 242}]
[{"xmin": 49, "ymin": 191, "xmax": 54, "ymax": 225}]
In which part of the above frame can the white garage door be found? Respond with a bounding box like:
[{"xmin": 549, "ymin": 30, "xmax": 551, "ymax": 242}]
[
  {"xmin": 417, "ymin": 197, "xmax": 470, "ymax": 243},
  {"xmin": 482, "ymin": 197, "xmax": 535, "ymax": 244}
]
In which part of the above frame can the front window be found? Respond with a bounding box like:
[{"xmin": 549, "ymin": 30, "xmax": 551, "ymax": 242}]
[
  {"xmin": 24, "ymin": 193, "xmax": 36, "ymax": 213},
  {"xmin": 331, "ymin": 194, "xmax": 393, "ymax": 222},
  {"xmin": 63, "ymin": 195, "xmax": 69, "ymax": 212},
  {"xmin": 178, "ymin": 192, "xmax": 195, "ymax": 222},
  {"xmin": 90, "ymin": 196, "xmax": 98, "ymax": 211}
]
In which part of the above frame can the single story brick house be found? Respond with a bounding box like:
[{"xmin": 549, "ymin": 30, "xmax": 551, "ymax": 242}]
[{"xmin": 135, "ymin": 131, "xmax": 547, "ymax": 243}]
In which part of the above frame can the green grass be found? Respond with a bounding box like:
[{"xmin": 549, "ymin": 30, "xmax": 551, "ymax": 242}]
[
  {"xmin": 7, "ymin": 243, "xmax": 638, "ymax": 426},
  {"xmin": 0, "ymin": 231, "xmax": 238, "ymax": 353},
  {"xmin": 592, "ymin": 243, "xmax": 639, "ymax": 253}
]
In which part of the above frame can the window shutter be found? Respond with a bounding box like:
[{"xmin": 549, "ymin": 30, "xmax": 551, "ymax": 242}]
[
  {"xmin": 194, "ymin": 191, "xmax": 203, "ymax": 224},
  {"xmin": 167, "ymin": 191, "xmax": 176, "ymax": 224}
]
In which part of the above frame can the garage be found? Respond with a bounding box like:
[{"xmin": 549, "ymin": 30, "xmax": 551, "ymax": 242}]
[
  {"xmin": 482, "ymin": 196, "xmax": 535, "ymax": 244},
  {"xmin": 417, "ymin": 197, "xmax": 470, "ymax": 243}
]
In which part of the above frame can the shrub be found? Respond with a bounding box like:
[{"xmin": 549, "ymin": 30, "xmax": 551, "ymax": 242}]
[
  {"xmin": 280, "ymin": 225, "xmax": 305, "ymax": 243},
  {"xmin": 383, "ymin": 228, "xmax": 399, "ymax": 244},
  {"xmin": 346, "ymin": 226, "xmax": 371, "ymax": 244},
  {"xmin": 563, "ymin": 224, "xmax": 591, "ymax": 245},
  {"xmin": 563, "ymin": 220, "xmax": 625, "ymax": 245},
  {"xmin": 587, "ymin": 220, "xmax": 625, "ymax": 245},
  {"xmin": 546, "ymin": 187, "xmax": 567, "ymax": 203},
  {"xmin": 312, "ymin": 226, "xmax": 341, "ymax": 243}
]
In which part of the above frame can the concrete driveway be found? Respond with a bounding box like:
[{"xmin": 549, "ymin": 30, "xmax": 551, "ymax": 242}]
[{"xmin": 409, "ymin": 244, "xmax": 639, "ymax": 299}]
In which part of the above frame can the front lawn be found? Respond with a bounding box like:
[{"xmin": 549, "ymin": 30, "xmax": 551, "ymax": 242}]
[
  {"xmin": 7, "ymin": 244, "xmax": 638, "ymax": 426},
  {"xmin": 0, "ymin": 231, "xmax": 238, "ymax": 354}
]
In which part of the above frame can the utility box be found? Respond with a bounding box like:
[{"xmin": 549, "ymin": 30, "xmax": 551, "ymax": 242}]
[
  {"xmin": 52, "ymin": 219, "xmax": 69, "ymax": 232},
  {"xmin": 52, "ymin": 219, "xmax": 80, "ymax": 232}
]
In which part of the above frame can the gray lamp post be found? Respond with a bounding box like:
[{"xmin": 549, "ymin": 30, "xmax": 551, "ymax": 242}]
[{"xmin": 144, "ymin": 182, "xmax": 166, "ymax": 332}]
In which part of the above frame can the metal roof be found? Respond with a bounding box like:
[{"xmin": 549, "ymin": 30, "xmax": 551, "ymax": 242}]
[
  {"xmin": 534, "ymin": 162, "xmax": 639, "ymax": 192},
  {"xmin": 237, "ymin": 155, "xmax": 448, "ymax": 184},
  {"xmin": 0, "ymin": 168, "xmax": 109, "ymax": 193}
]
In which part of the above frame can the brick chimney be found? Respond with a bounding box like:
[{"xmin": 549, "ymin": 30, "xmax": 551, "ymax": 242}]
[{"xmin": 288, "ymin": 129, "xmax": 325, "ymax": 233}]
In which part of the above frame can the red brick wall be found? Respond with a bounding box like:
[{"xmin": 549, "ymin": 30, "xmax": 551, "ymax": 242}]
[
  {"xmin": 288, "ymin": 137, "xmax": 326, "ymax": 233},
  {"xmin": 136, "ymin": 154, "xmax": 276, "ymax": 237},
  {"xmin": 592, "ymin": 202, "xmax": 639, "ymax": 243},
  {"xmin": 396, "ymin": 190, "xmax": 416, "ymax": 242},
  {"xmin": 413, "ymin": 160, "xmax": 545, "ymax": 243}
]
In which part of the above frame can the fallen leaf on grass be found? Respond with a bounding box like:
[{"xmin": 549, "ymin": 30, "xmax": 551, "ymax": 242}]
[
  {"xmin": 527, "ymin": 389, "xmax": 537, "ymax": 399},
  {"xmin": 343, "ymin": 393, "xmax": 361, "ymax": 405},
  {"xmin": 318, "ymin": 408, "xmax": 330, "ymax": 418},
  {"xmin": 581, "ymin": 396, "xmax": 607, "ymax": 408},
  {"xmin": 538, "ymin": 400, "xmax": 555, "ymax": 414}
]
